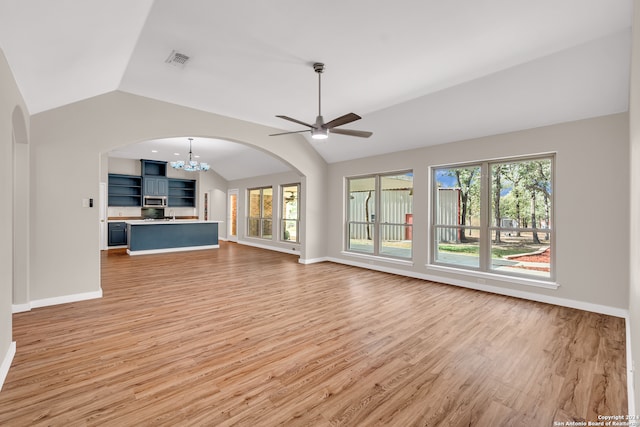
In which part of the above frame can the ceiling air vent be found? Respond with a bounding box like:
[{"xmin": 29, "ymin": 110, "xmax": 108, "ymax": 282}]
[{"xmin": 165, "ymin": 50, "xmax": 190, "ymax": 68}]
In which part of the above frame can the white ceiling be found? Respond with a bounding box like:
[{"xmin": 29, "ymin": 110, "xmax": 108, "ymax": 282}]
[{"xmin": 0, "ymin": 0, "xmax": 632, "ymax": 180}]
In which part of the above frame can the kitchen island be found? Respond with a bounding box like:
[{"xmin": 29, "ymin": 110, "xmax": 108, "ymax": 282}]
[{"xmin": 126, "ymin": 220, "xmax": 220, "ymax": 255}]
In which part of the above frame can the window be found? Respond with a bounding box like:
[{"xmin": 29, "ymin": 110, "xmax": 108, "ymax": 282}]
[
  {"xmin": 433, "ymin": 165, "xmax": 482, "ymax": 268},
  {"xmin": 281, "ymin": 184, "xmax": 300, "ymax": 243},
  {"xmin": 347, "ymin": 176, "xmax": 376, "ymax": 254},
  {"xmin": 347, "ymin": 171, "xmax": 413, "ymax": 259},
  {"xmin": 432, "ymin": 155, "xmax": 554, "ymax": 280},
  {"xmin": 248, "ymin": 187, "xmax": 272, "ymax": 239}
]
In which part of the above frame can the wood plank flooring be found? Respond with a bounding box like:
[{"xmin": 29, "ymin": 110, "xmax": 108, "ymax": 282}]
[{"xmin": 0, "ymin": 242, "xmax": 627, "ymax": 426}]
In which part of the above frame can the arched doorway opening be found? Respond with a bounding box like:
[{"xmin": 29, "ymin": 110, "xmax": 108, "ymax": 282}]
[{"xmin": 103, "ymin": 135, "xmax": 302, "ymax": 252}]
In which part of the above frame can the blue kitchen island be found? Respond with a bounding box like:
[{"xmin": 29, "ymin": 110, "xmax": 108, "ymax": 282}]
[{"xmin": 126, "ymin": 220, "xmax": 220, "ymax": 255}]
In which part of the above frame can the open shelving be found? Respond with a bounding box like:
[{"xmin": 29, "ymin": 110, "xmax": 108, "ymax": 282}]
[
  {"xmin": 108, "ymin": 174, "xmax": 142, "ymax": 207},
  {"xmin": 168, "ymin": 178, "xmax": 196, "ymax": 207}
]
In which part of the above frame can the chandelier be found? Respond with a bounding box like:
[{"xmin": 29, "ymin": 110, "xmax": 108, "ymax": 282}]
[{"xmin": 170, "ymin": 138, "xmax": 210, "ymax": 172}]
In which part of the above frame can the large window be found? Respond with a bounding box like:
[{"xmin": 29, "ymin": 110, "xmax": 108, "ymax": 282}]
[
  {"xmin": 432, "ymin": 155, "xmax": 554, "ymax": 280},
  {"xmin": 281, "ymin": 184, "xmax": 300, "ymax": 243},
  {"xmin": 347, "ymin": 171, "xmax": 413, "ymax": 259},
  {"xmin": 248, "ymin": 187, "xmax": 273, "ymax": 239}
]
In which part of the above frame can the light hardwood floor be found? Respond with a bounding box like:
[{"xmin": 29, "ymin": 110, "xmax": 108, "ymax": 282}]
[{"xmin": 0, "ymin": 242, "xmax": 627, "ymax": 426}]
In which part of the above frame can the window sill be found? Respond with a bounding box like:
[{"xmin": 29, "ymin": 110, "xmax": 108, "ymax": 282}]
[
  {"xmin": 341, "ymin": 251, "xmax": 414, "ymax": 267},
  {"xmin": 426, "ymin": 263, "xmax": 559, "ymax": 290}
]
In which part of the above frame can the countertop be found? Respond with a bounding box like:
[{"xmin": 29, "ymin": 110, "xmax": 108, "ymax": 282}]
[
  {"xmin": 125, "ymin": 220, "xmax": 222, "ymax": 225},
  {"xmin": 108, "ymin": 216, "xmax": 199, "ymax": 223}
]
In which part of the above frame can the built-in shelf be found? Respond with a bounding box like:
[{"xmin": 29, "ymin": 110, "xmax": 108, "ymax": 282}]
[
  {"xmin": 109, "ymin": 162, "xmax": 197, "ymax": 208},
  {"xmin": 108, "ymin": 174, "xmax": 142, "ymax": 207},
  {"xmin": 168, "ymin": 178, "xmax": 196, "ymax": 207},
  {"xmin": 141, "ymin": 159, "xmax": 167, "ymax": 177}
]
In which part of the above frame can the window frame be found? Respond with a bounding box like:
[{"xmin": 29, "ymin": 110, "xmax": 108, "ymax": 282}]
[
  {"xmin": 430, "ymin": 154, "xmax": 555, "ymax": 282},
  {"xmin": 345, "ymin": 170, "xmax": 414, "ymax": 260},
  {"xmin": 432, "ymin": 164, "xmax": 483, "ymax": 269},
  {"xmin": 247, "ymin": 186, "xmax": 273, "ymax": 240},
  {"xmin": 280, "ymin": 183, "xmax": 300, "ymax": 243}
]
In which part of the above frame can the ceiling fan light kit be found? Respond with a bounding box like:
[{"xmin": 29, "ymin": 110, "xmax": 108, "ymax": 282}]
[
  {"xmin": 311, "ymin": 127, "xmax": 328, "ymax": 140},
  {"xmin": 270, "ymin": 62, "xmax": 372, "ymax": 140}
]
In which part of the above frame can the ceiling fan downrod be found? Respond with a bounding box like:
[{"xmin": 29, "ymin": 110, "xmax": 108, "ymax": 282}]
[{"xmin": 314, "ymin": 62, "xmax": 324, "ymax": 118}]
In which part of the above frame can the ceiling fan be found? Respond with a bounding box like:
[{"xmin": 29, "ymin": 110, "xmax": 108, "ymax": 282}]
[{"xmin": 270, "ymin": 62, "xmax": 373, "ymax": 140}]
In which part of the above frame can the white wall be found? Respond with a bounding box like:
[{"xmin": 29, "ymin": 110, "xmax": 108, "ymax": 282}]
[
  {"xmin": 629, "ymin": 0, "xmax": 640, "ymax": 414},
  {"xmin": 13, "ymin": 135, "xmax": 29, "ymax": 306},
  {"xmin": 197, "ymin": 169, "xmax": 228, "ymax": 237},
  {"xmin": 327, "ymin": 113, "xmax": 630, "ymax": 313},
  {"xmin": 108, "ymin": 156, "xmax": 141, "ymax": 176}
]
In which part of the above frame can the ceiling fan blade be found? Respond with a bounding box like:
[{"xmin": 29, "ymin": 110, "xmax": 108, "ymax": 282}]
[
  {"xmin": 276, "ymin": 115, "xmax": 316, "ymax": 129},
  {"xmin": 269, "ymin": 130, "xmax": 310, "ymax": 136},
  {"xmin": 330, "ymin": 128, "xmax": 373, "ymax": 138},
  {"xmin": 323, "ymin": 112, "xmax": 361, "ymax": 130}
]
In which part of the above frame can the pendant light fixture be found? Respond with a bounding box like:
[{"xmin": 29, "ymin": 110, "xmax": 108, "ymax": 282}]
[{"xmin": 170, "ymin": 138, "xmax": 210, "ymax": 172}]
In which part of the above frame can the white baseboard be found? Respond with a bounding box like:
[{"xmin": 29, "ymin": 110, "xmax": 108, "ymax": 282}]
[
  {"xmin": 326, "ymin": 256, "xmax": 628, "ymax": 318},
  {"xmin": 0, "ymin": 341, "xmax": 16, "ymax": 391},
  {"xmin": 298, "ymin": 257, "xmax": 329, "ymax": 265},
  {"xmin": 13, "ymin": 290, "xmax": 103, "ymax": 313},
  {"xmin": 234, "ymin": 239, "xmax": 326, "ymax": 262},
  {"xmin": 627, "ymin": 316, "xmax": 636, "ymax": 416},
  {"xmin": 127, "ymin": 245, "xmax": 219, "ymax": 256},
  {"xmin": 238, "ymin": 239, "xmax": 301, "ymax": 256},
  {"xmin": 11, "ymin": 303, "xmax": 31, "ymax": 314},
  {"xmin": 28, "ymin": 289, "xmax": 103, "ymax": 310}
]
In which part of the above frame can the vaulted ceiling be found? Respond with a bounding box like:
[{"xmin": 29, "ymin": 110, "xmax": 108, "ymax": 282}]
[{"xmin": 0, "ymin": 0, "xmax": 632, "ymax": 180}]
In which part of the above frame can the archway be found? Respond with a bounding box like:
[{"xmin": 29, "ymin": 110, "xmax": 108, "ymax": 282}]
[
  {"xmin": 104, "ymin": 135, "xmax": 301, "ymax": 249},
  {"xmin": 27, "ymin": 92, "xmax": 328, "ymax": 306}
]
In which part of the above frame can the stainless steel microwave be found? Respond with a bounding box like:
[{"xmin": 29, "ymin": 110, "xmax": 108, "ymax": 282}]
[{"xmin": 143, "ymin": 196, "xmax": 167, "ymax": 208}]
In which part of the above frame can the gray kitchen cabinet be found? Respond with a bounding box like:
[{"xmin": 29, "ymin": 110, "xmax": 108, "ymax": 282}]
[
  {"xmin": 143, "ymin": 177, "xmax": 169, "ymax": 197},
  {"xmin": 108, "ymin": 222, "xmax": 127, "ymax": 246}
]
